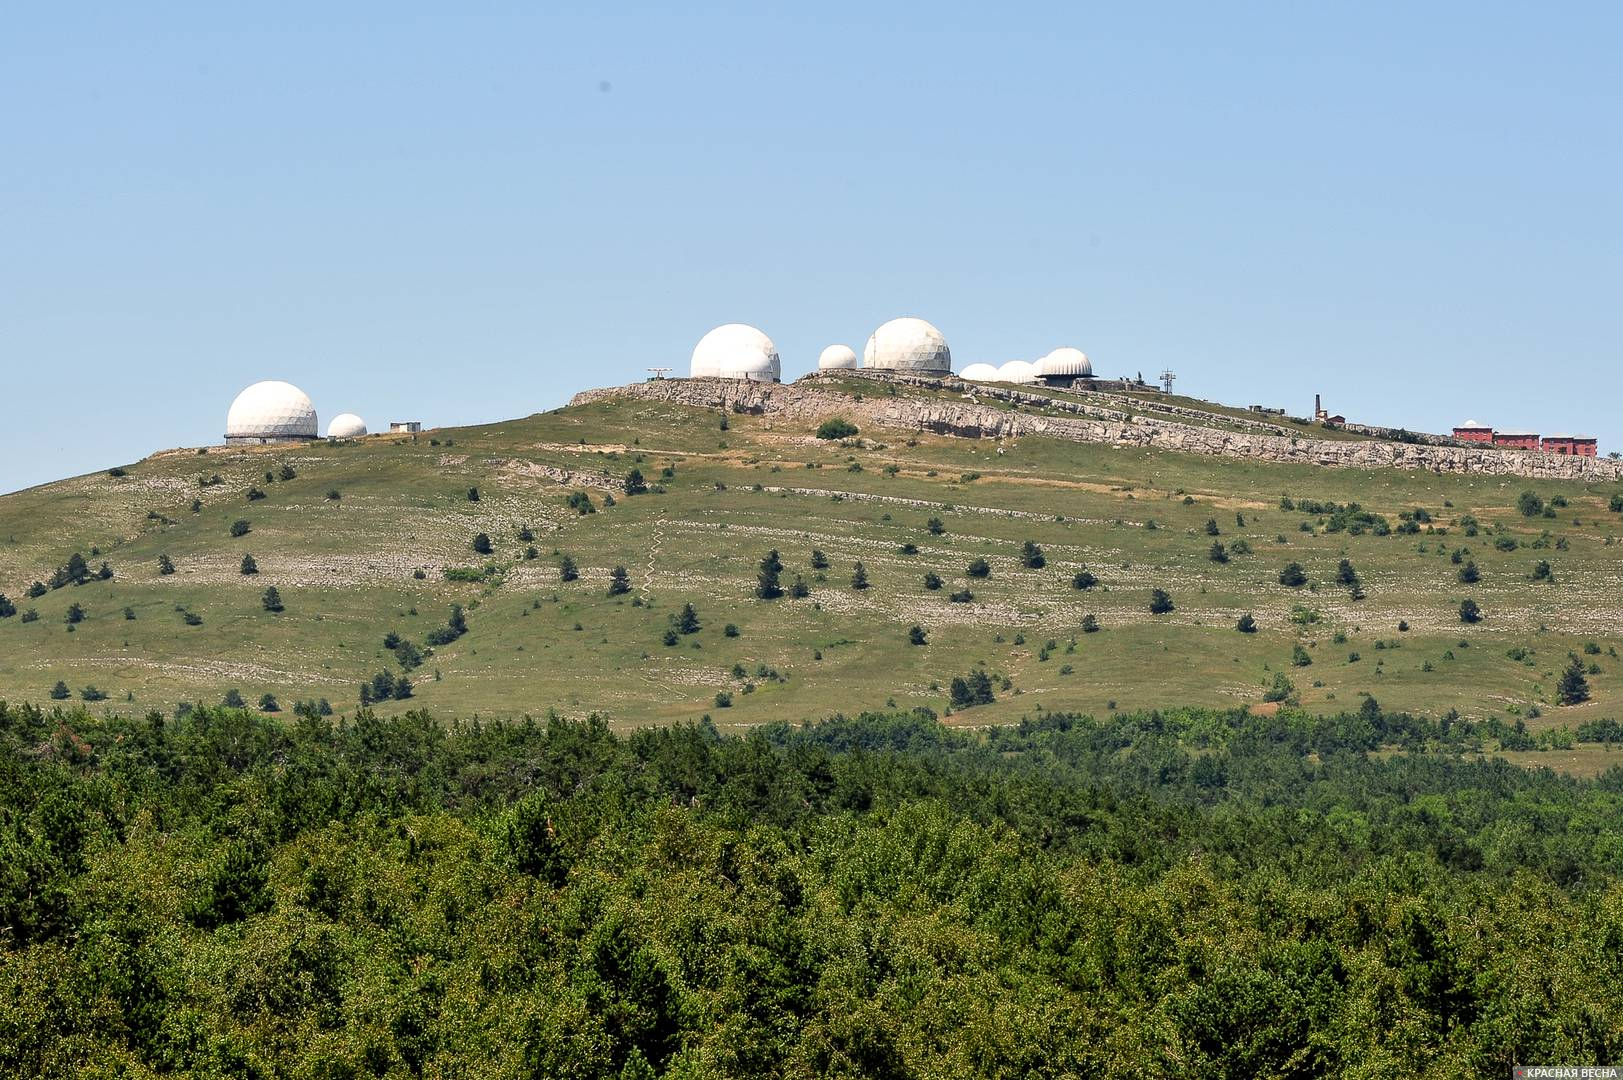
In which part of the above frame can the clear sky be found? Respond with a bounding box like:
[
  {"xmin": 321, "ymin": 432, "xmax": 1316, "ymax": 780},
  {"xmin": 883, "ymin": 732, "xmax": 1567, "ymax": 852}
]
[{"xmin": 4, "ymin": 2, "xmax": 1619, "ymax": 494}]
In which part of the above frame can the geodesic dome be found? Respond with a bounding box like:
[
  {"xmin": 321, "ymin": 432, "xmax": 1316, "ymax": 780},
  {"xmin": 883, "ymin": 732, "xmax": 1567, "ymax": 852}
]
[
  {"xmin": 863, "ymin": 317, "xmax": 951, "ymax": 373},
  {"xmin": 957, "ymin": 363, "xmax": 1000, "ymax": 382},
  {"xmin": 225, "ymin": 381, "xmax": 318, "ymax": 442},
  {"xmin": 1037, "ymin": 347, "xmax": 1093, "ymax": 378},
  {"xmin": 997, "ymin": 360, "xmax": 1039, "ymax": 384},
  {"xmin": 818, "ymin": 344, "xmax": 858, "ymax": 370},
  {"xmin": 690, "ymin": 324, "xmax": 780, "ymax": 381},
  {"xmin": 327, "ymin": 413, "xmax": 368, "ymax": 438}
]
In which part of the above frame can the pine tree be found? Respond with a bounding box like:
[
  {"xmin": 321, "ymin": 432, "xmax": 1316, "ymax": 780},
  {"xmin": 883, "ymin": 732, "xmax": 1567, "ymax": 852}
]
[
  {"xmin": 623, "ymin": 468, "xmax": 647, "ymax": 495},
  {"xmin": 850, "ymin": 562, "xmax": 869, "ymax": 590},
  {"xmin": 676, "ymin": 603, "xmax": 701, "ymax": 634},
  {"xmin": 967, "ymin": 558, "xmax": 991, "ymax": 578},
  {"xmin": 1020, "ymin": 540, "xmax": 1045, "ymax": 569},
  {"xmin": 926, "ymin": 516, "xmax": 945, "ymax": 536},
  {"xmin": 1279, "ymin": 562, "xmax": 1308, "ymax": 587},
  {"xmin": 1205, "ymin": 518, "xmax": 1220, "ymax": 536},
  {"xmin": 756, "ymin": 550, "xmax": 783, "ymax": 599},
  {"xmin": 908, "ymin": 625, "xmax": 927, "ymax": 645},
  {"xmin": 50, "ymin": 680, "xmax": 70, "ymax": 700},
  {"xmin": 472, "ymin": 533, "xmax": 493, "ymax": 555},
  {"xmin": 1459, "ymin": 598, "xmax": 1482, "ymax": 623},
  {"xmin": 1209, "ymin": 542, "xmax": 1229, "ymax": 563},
  {"xmin": 1072, "ymin": 568, "xmax": 1098, "ymax": 590},
  {"xmin": 1459, "ymin": 561, "xmax": 1480, "ymax": 584},
  {"xmin": 559, "ymin": 555, "xmax": 579, "ymax": 582},
  {"xmin": 1236, "ymin": 613, "xmax": 1257, "ymax": 633},
  {"xmin": 607, "ymin": 566, "xmax": 631, "ymax": 596},
  {"xmin": 1557, "ymin": 655, "xmax": 1591, "ymax": 705},
  {"xmin": 158, "ymin": 554, "xmax": 176, "ymax": 575},
  {"xmin": 240, "ymin": 554, "xmax": 258, "ymax": 575},
  {"xmin": 65, "ymin": 602, "xmax": 85, "ymax": 624},
  {"xmin": 1149, "ymin": 589, "xmax": 1174, "ymax": 614},
  {"xmin": 262, "ymin": 586, "xmax": 284, "ymax": 612},
  {"xmin": 1336, "ymin": 559, "xmax": 1359, "ymax": 587},
  {"xmin": 809, "ymin": 549, "xmax": 829, "ymax": 570},
  {"xmin": 0, "ymin": 594, "xmax": 13, "ymax": 618},
  {"xmin": 789, "ymin": 575, "xmax": 810, "ymax": 598}
]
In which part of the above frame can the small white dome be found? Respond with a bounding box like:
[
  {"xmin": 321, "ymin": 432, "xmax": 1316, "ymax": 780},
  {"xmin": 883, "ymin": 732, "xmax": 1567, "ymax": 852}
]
[
  {"xmin": 690, "ymin": 324, "xmax": 780, "ymax": 382},
  {"xmin": 957, "ymin": 363, "xmax": 1000, "ymax": 382},
  {"xmin": 327, "ymin": 413, "xmax": 368, "ymax": 438},
  {"xmin": 863, "ymin": 317, "xmax": 951, "ymax": 373},
  {"xmin": 818, "ymin": 344, "xmax": 858, "ymax": 370},
  {"xmin": 1037, "ymin": 347, "xmax": 1093, "ymax": 377},
  {"xmin": 997, "ymin": 360, "xmax": 1039, "ymax": 384},
  {"xmin": 226, "ymin": 380, "xmax": 318, "ymax": 441}
]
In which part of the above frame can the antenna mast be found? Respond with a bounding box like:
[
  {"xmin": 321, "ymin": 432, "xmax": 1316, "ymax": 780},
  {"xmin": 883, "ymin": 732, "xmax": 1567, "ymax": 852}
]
[{"xmin": 1160, "ymin": 370, "xmax": 1176, "ymax": 394}]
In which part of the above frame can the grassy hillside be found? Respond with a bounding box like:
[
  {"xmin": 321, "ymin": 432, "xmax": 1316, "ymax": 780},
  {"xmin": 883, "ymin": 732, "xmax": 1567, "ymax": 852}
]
[{"xmin": 3, "ymin": 376, "xmax": 1622, "ymax": 757}]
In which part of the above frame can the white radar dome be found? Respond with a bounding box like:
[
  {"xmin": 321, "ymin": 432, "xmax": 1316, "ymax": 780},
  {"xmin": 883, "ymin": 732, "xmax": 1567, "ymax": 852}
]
[
  {"xmin": 957, "ymin": 363, "xmax": 1000, "ymax": 382},
  {"xmin": 818, "ymin": 344, "xmax": 858, "ymax": 370},
  {"xmin": 327, "ymin": 413, "xmax": 368, "ymax": 438},
  {"xmin": 997, "ymin": 360, "xmax": 1039, "ymax": 384},
  {"xmin": 1037, "ymin": 347, "xmax": 1093, "ymax": 378},
  {"xmin": 863, "ymin": 317, "xmax": 951, "ymax": 373},
  {"xmin": 690, "ymin": 324, "xmax": 781, "ymax": 382},
  {"xmin": 225, "ymin": 380, "xmax": 318, "ymax": 442}
]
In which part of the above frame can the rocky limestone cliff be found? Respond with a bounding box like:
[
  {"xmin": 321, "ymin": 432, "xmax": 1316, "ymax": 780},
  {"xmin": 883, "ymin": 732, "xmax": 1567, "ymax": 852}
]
[{"xmin": 570, "ymin": 376, "xmax": 1623, "ymax": 482}]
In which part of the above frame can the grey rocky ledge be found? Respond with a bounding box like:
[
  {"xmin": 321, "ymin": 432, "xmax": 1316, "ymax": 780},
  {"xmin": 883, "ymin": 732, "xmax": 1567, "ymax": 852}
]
[{"xmin": 570, "ymin": 376, "xmax": 1623, "ymax": 482}]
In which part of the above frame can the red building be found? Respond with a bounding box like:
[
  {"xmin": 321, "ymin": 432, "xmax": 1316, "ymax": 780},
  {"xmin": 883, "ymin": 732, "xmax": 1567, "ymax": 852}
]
[
  {"xmin": 1492, "ymin": 431, "xmax": 1540, "ymax": 451},
  {"xmin": 1542, "ymin": 435, "xmax": 1599, "ymax": 457},
  {"xmin": 1452, "ymin": 420, "xmax": 1493, "ymax": 443}
]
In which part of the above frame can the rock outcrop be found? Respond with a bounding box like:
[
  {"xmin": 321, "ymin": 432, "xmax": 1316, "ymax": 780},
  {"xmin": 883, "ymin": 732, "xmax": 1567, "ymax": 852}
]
[{"xmin": 570, "ymin": 376, "xmax": 1623, "ymax": 482}]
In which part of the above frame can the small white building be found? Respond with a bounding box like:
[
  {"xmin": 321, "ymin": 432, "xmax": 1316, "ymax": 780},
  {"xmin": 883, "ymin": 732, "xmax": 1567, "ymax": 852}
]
[{"xmin": 389, "ymin": 421, "xmax": 422, "ymax": 433}]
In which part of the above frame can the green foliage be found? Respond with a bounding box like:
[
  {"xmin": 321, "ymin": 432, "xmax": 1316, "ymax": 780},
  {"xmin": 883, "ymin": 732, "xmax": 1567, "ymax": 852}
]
[
  {"xmin": 850, "ymin": 562, "xmax": 869, "ymax": 590},
  {"xmin": 908, "ymin": 624, "xmax": 927, "ymax": 645},
  {"xmin": 1149, "ymin": 588, "xmax": 1174, "ymax": 614},
  {"xmin": 559, "ymin": 554, "xmax": 579, "ymax": 582},
  {"xmin": 608, "ymin": 566, "xmax": 632, "ymax": 596},
  {"xmin": 566, "ymin": 491, "xmax": 596, "ymax": 515},
  {"xmin": 425, "ymin": 604, "xmax": 468, "ymax": 647},
  {"xmin": 1278, "ymin": 561, "xmax": 1308, "ymax": 587},
  {"xmin": 816, "ymin": 418, "xmax": 859, "ymax": 440},
  {"xmin": 1071, "ymin": 568, "xmax": 1098, "ymax": 590},
  {"xmin": 261, "ymin": 586, "xmax": 284, "ymax": 613},
  {"xmin": 472, "ymin": 532, "xmax": 494, "ymax": 555},
  {"xmin": 1236, "ymin": 612, "xmax": 1257, "ymax": 633},
  {"xmin": 623, "ymin": 468, "xmax": 647, "ymax": 495},
  {"xmin": 1459, "ymin": 598, "xmax": 1482, "ymax": 624},
  {"xmin": 923, "ymin": 571, "xmax": 943, "ymax": 591},
  {"xmin": 0, "ymin": 703, "xmax": 1619, "ymax": 1075},
  {"xmin": 240, "ymin": 553, "xmax": 258, "ymax": 575},
  {"xmin": 966, "ymin": 557, "xmax": 991, "ymax": 578},
  {"xmin": 1516, "ymin": 491, "xmax": 1544, "ymax": 517},
  {"xmin": 229, "ymin": 519, "xmax": 250, "ymax": 538},
  {"xmin": 1019, "ymin": 540, "xmax": 1045, "ymax": 568}
]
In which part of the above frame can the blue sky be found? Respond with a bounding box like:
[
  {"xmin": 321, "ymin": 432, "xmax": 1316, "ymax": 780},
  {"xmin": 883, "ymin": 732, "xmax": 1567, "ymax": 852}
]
[{"xmin": 3, "ymin": 3, "xmax": 1619, "ymax": 493}]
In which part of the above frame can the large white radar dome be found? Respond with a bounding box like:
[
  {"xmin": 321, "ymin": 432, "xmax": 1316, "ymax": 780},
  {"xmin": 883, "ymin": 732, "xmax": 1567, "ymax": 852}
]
[
  {"xmin": 958, "ymin": 363, "xmax": 1000, "ymax": 382},
  {"xmin": 225, "ymin": 380, "xmax": 318, "ymax": 443},
  {"xmin": 997, "ymin": 360, "xmax": 1039, "ymax": 384},
  {"xmin": 818, "ymin": 344, "xmax": 858, "ymax": 371},
  {"xmin": 327, "ymin": 413, "xmax": 368, "ymax": 438},
  {"xmin": 690, "ymin": 324, "xmax": 781, "ymax": 382},
  {"xmin": 1038, "ymin": 347, "xmax": 1093, "ymax": 378},
  {"xmin": 863, "ymin": 317, "xmax": 951, "ymax": 373}
]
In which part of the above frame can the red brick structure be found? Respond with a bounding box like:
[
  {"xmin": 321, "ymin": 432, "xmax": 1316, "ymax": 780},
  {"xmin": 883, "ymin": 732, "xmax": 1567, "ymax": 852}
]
[
  {"xmin": 1452, "ymin": 420, "xmax": 1493, "ymax": 444},
  {"xmin": 1492, "ymin": 431, "xmax": 1540, "ymax": 451},
  {"xmin": 1542, "ymin": 435, "xmax": 1598, "ymax": 457}
]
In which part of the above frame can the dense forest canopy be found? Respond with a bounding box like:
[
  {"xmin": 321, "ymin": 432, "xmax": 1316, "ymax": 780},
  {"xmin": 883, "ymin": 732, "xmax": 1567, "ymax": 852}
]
[{"xmin": 2, "ymin": 699, "xmax": 1620, "ymax": 1077}]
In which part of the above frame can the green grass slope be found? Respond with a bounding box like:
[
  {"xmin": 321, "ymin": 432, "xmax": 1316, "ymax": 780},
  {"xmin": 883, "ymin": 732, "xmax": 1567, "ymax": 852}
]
[{"xmin": 3, "ymin": 377, "xmax": 1622, "ymax": 751}]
